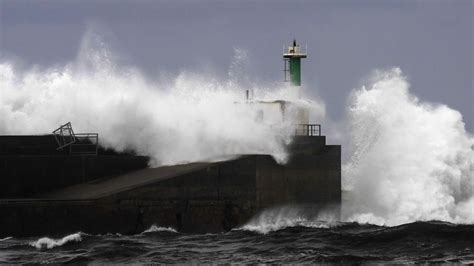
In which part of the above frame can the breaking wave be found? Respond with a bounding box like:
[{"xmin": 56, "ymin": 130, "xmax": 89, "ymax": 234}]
[
  {"xmin": 29, "ymin": 232, "xmax": 83, "ymax": 249},
  {"xmin": 2, "ymin": 221, "xmax": 472, "ymax": 263},
  {"xmin": 238, "ymin": 68, "xmax": 473, "ymax": 229},
  {"xmin": 343, "ymin": 68, "xmax": 474, "ymax": 226},
  {"xmin": 239, "ymin": 219, "xmax": 331, "ymax": 235},
  {"xmin": 1, "ymin": 29, "xmax": 472, "ymax": 227},
  {"xmin": 0, "ymin": 30, "xmax": 325, "ymax": 166}
]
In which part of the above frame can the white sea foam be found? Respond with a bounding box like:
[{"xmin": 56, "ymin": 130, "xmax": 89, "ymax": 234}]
[
  {"xmin": 142, "ymin": 224, "xmax": 178, "ymax": 234},
  {"xmin": 29, "ymin": 232, "xmax": 82, "ymax": 249},
  {"xmin": 343, "ymin": 68, "xmax": 474, "ymax": 226},
  {"xmin": 238, "ymin": 206, "xmax": 339, "ymax": 234}
]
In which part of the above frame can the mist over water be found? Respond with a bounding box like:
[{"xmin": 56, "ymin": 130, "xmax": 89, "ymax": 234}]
[{"xmin": 0, "ymin": 31, "xmax": 473, "ymax": 227}]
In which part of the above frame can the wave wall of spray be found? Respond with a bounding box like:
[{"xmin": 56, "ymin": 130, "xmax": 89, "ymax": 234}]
[
  {"xmin": 1, "ymin": 30, "xmax": 472, "ymax": 226},
  {"xmin": 0, "ymin": 32, "xmax": 324, "ymax": 166},
  {"xmin": 343, "ymin": 68, "xmax": 474, "ymax": 226}
]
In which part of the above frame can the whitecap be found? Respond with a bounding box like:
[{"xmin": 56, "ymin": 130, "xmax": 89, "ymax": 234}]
[
  {"xmin": 236, "ymin": 206, "xmax": 339, "ymax": 234},
  {"xmin": 238, "ymin": 218, "xmax": 332, "ymax": 235},
  {"xmin": 29, "ymin": 232, "xmax": 82, "ymax": 249},
  {"xmin": 142, "ymin": 224, "xmax": 178, "ymax": 234}
]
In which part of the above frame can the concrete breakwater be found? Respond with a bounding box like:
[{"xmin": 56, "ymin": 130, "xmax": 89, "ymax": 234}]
[{"xmin": 0, "ymin": 135, "xmax": 340, "ymax": 236}]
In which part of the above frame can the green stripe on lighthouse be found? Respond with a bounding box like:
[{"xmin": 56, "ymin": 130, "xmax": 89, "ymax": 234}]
[{"xmin": 289, "ymin": 58, "xmax": 301, "ymax": 86}]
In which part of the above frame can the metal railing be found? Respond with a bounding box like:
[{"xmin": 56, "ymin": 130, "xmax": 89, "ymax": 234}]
[
  {"xmin": 52, "ymin": 122, "xmax": 99, "ymax": 155},
  {"xmin": 295, "ymin": 124, "xmax": 321, "ymax": 136},
  {"xmin": 53, "ymin": 122, "xmax": 76, "ymax": 150}
]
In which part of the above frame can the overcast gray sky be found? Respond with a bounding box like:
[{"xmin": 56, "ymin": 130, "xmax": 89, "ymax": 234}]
[{"xmin": 1, "ymin": 0, "xmax": 473, "ymax": 132}]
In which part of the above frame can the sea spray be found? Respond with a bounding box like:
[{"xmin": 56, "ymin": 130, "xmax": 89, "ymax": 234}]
[
  {"xmin": 343, "ymin": 68, "xmax": 474, "ymax": 226},
  {"xmin": 0, "ymin": 32, "xmax": 324, "ymax": 166}
]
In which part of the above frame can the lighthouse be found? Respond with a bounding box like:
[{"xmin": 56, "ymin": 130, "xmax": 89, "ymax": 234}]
[
  {"xmin": 243, "ymin": 39, "xmax": 310, "ymax": 126},
  {"xmin": 284, "ymin": 39, "xmax": 307, "ymax": 86}
]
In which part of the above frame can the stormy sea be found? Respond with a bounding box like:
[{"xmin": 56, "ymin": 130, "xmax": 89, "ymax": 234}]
[
  {"xmin": 1, "ymin": 221, "xmax": 473, "ymax": 264},
  {"xmin": 2, "ymin": 33, "xmax": 473, "ymax": 264}
]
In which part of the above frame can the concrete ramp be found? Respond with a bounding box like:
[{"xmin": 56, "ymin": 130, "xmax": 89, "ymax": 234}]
[{"xmin": 43, "ymin": 162, "xmax": 212, "ymax": 200}]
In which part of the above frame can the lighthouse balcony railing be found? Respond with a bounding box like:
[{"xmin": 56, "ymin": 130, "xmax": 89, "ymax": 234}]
[
  {"xmin": 282, "ymin": 44, "xmax": 308, "ymax": 56},
  {"xmin": 295, "ymin": 124, "xmax": 321, "ymax": 137}
]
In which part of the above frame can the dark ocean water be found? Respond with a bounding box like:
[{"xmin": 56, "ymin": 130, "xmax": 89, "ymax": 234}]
[{"xmin": 1, "ymin": 221, "xmax": 473, "ymax": 264}]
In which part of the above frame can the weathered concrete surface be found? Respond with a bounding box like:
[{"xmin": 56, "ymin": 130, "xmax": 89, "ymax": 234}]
[
  {"xmin": 256, "ymin": 148, "xmax": 341, "ymax": 208},
  {"xmin": 0, "ymin": 136, "xmax": 341, "ymax": 237},
  {"xmin": 42, "ymin": 162, "xmax": 212, "ymax": 200},
  {"xmin": 0, "ymin": 135, "xmax": 149, "ymax": 198}
]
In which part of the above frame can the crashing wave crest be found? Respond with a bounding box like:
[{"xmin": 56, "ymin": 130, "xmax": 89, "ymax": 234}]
[
  {"xmin": 237, "ymin": 206, "xmax": 340, "ymax": 234},
  {"xmin": 343, "ymin": 68, "xmax": 474, "ymax": 226},
  {"xmin": 29, "ymin": 232, "xmax": 83, "ymax": 249}
]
